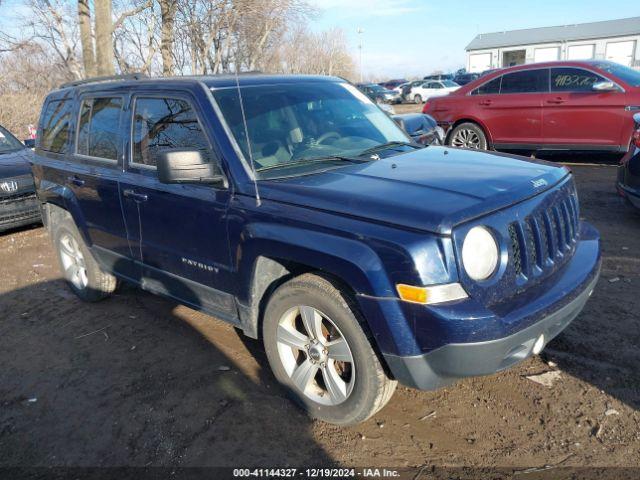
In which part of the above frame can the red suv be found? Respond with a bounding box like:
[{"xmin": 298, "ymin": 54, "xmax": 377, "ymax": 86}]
[{"xmin": 423, "ymin": 61, "xmax": 640, "ymax": 152}]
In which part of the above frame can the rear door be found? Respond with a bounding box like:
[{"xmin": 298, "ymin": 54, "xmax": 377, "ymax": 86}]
[
  {"xmin": 541, "ymin": 67, "xmax": 627, "ymax": 148},
  {"xmin": 477, "ymin": 68, "xmax": 548, "ymax": 146},
  {"xmin": 119, "ymin": 91, "xmax": 236, "ymax": 320},
  {"xmin": 65, "ymin": 94, "xmax": 132, "ymax": 272}
]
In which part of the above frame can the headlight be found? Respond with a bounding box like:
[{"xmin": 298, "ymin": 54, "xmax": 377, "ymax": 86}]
[{"xmin": 462, "ymin": 226, "xmax": 499, "ymax": 281}]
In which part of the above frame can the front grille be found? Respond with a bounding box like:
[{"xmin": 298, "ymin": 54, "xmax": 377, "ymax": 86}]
[
  {"xmin": 508, "ymin": 185, "xmax": 580, "ymax": 281},
  {"xmin": 0, "ymin": 192, "xmax": 39, "ymax": 225}
]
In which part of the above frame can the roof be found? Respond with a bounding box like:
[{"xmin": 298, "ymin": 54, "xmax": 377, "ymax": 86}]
[
  {"xmin": 466, "ymin": 16, "xmax": 640, "ymax": 51},
  {"xmin": 54, "ymin": 73, "xmax": 341, "ymax": 93}
]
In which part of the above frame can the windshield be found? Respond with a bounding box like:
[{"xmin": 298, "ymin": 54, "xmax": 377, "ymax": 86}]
[
  {"xmin": 0, "ymin": 125, "xmax": 24, "ymax": 154},
  {"xmin": 592, "ymin": 61, "xmax": 640, "ymax": 87},
  {"xmin": 441, "ymin": 80, "xmax": 459, "ymax": 88},
  {"xmin": 213, "ymin": 82, "xmax": 409, "ymax": 178}
]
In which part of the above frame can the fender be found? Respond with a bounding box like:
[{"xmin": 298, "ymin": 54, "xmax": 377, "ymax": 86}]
[
  {"xmin": 233, "ymin": 222, "xmax": 418, "ymax": 354},
  {"xmin": 36, "ymin": 179, "xmax": 91, "ymax": 246}
]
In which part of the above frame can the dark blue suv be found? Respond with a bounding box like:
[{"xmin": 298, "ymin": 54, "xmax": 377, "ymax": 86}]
[{"xmin": 30, "ymin": 74, "xmax": 601, "ymax": 425}]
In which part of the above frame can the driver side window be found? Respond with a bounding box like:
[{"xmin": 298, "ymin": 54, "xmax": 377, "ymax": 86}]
[{"xmin": 131, "ymin": 97, "xmax": 212, "ymax": 168}]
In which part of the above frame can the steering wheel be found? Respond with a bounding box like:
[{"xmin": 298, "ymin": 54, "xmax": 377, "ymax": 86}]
[{"xmin": 316, "ymin": 131, "xmax": 340, "ymax": 145}]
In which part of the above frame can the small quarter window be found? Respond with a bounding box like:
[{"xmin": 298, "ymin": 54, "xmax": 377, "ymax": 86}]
[
  {"xmin": 472, "ymin": 76, "xmax": 501, "ymax": 95},
  {"xmin": 40, "ymin": 99, "xmax": 72, "ymax": 153},
  {"xmin": 132, "ymin": 97, "xmax": 211, "ymax": 168},
  {"xmin": 77, "ymin": 97, "xmax": 122, "ymax": 160}
]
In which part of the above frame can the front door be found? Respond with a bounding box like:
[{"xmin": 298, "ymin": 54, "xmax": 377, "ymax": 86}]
[
  {"xmin": 119, "ymin": 93, "xmax": 235, "ymax": 321},
  {"xmin": 541, "ymin": 67, "xmax": 627, "ymax": 148}
]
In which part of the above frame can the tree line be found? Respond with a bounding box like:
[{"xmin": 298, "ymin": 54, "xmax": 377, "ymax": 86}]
[{"xmin": 0, "ymin": 0, "xmax": 355, "ymax": 135}]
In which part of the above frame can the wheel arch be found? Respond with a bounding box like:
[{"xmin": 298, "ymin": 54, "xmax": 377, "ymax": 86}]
[{"xmin": 446, "ymin": 118, "xmax": 493, "ymax": 147}]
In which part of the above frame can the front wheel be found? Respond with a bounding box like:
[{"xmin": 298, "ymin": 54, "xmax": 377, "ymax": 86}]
[
  {"xmin": 447, "ymin": 122, "xmax": 488, "ymax": 150},
  {"xmin": 262, "ymin": 273, "xmax": 396, "ymax": 425}
]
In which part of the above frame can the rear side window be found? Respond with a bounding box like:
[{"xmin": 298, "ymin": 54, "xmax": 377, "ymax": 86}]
[
  {"xmin": 550, "ymin": 68, "xmax": 606, "ymax": 92},
  {"xmin": 500, "ymin": 69, "xmax": 549, "ymax": 94},
  {"xmin": 472, "ymin": 76, "xmax": 501, "ymax": 95},
  {"xmin": 77, "ymin": 97, "xmax": 122, "ymax": 160},
  {"xmin": 39, "ymin": 99, "xmax": 72, "ymax": 153},
  {"xmin": 132, "ymin": 97, "xmax": 211, "ymax": 168}
]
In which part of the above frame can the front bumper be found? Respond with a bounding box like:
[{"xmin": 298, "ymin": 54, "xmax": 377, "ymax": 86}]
[
  {"xmin": 384, "ymin": 271, "xmax": 599, "ymax": 390},
  {"xmin": 0, "ymin": 191, "xmax": 41, "ymax": 231}
]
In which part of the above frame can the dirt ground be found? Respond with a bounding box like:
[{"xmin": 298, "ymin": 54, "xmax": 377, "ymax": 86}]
[{"xmin": 0, "ymin": 160, "xmax": 639, "ymax": 475}]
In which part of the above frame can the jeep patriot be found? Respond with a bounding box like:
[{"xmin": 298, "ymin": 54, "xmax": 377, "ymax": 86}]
[{"xmin": 30, "ymin": 74, "xmax": 601, "ymax": 425}]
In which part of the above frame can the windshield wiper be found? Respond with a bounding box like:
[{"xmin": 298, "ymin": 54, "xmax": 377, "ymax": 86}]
[
  {"xmin": 357, "ymin": 141, "xmax": 422, "ymax": 157},
  {"xmin": 256, "ymin": 155, "xmax": 367, "ymax": 172}
]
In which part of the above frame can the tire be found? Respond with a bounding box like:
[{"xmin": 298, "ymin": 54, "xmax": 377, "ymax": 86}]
[
  {"xmin": 52, "ymin": 216, "xmax": 117, "ymax": 302},
  {"xmin": 262, "ymin": 273, "xmax": 397, "ymax": 425},
  {"xmin": 447, "ymin": 122, "xmax": 488, "ymax": 150},
  {"xmin": 413, "ymin": 94, "xmax": 423, "ymax": 104}
]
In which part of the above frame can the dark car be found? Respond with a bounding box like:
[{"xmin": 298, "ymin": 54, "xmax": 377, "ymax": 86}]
[
  {"xmin": 356, "ymin": 82, "xmax": 400, "ymax": 104},
  {"xmin": 617, "ymin": 112, "xmax": 640, "ymax": 209},
  {"xmin": 424, "ymin": 60, "xmax": 640, "ymax": 153},
  {"xmin": 453, "ymin": 73, "xmax": 480, "ymax": 85},
  {"xmin": 393, "ymin": 113, "xmax": 444, "ymax": 145},
  {"xmin": 31, "ymin": 74, "xmax": 600, "ymax": 426},
  {"xmin": 0, "ymin": 124, "xmax": 41, "ymax": 232},
  {"xmin": 379, "ymin": 79, "xmax": 408, "ymax": 90}
]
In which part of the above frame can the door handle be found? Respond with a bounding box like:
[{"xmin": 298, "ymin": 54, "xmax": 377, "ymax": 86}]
[
  {"xmin": 546, "ymin": 97, "xmax": 565, "ymax": 104},
  {"xmin": 478, "ymin": 100, "xmax": 492, "ymax": 106},
  {"xmin": 67, "ymin": 176, "xmax": 85, "ymax": 187},
  {"xmin": 123, "ymin": 189, "xmax": 148, "ymax": 202}
]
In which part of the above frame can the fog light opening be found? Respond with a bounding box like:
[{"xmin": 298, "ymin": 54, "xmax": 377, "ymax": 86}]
[{"xmin": 532, "ymin": 334, "xmax": 545, "ymax": 355}]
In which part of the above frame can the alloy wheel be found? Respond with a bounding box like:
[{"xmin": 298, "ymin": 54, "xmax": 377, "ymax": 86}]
[
  {"xmin": 451, "ymin": 128, "xmax": 482, "ymax": 149},
  {"xmin": 59, "ymin": 233, "xmax": 88, "ymax": 290},
  {"xmin": 276, "ymin": 305, "xmax": 355, "ymax": 406}
]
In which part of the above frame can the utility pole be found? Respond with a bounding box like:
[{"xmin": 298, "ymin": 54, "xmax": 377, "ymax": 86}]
[{"xmin": 357, "ymin": 27, "xmax": 364, "ymax": 83}]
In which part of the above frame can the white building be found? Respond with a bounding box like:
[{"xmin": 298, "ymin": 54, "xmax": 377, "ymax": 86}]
[{"xmin": 466, "ymin": 17, "xmax": 640, "ymax": 73}]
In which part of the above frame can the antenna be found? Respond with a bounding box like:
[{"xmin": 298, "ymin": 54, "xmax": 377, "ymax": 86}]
[{"xmin": 234, "ymin": 63, "xmax": 261, "ymax": 207}]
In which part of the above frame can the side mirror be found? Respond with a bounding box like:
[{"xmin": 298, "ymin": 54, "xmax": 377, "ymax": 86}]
[
  {"xmin": 23, "ymin": 139, "xmax": 36, "ymax": 148},
  {"xmin": 592, "ymin": 81, "xmax": 618, "ymax": 92},
  {"xmin": 156, "ymin": 150, "xmax": 225, "ymax": 186}
]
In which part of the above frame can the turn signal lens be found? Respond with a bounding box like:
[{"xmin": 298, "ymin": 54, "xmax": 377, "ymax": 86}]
[{"xmin": 396, "ymin": 283, "xmax": 468, "ymax": 305}]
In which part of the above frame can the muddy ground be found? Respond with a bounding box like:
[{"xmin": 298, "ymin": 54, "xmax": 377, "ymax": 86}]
[{"xmin": 0, "ymin": 160, "xmax": 639, "ymax": 475}]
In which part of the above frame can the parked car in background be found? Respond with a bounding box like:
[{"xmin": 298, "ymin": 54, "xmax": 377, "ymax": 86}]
[
  {"xmin": 410, "ymin": 80, "xmax": 460, "ymax": 104},
  {"xmin": 356, "ymin": 83, "xmax": 401, "ymax": 104},
  {"xmin": 395, "ymin": 80, "xmax": 423, "ymax": 102},
  {"xmin": 617, "ymin": 112, "xmax": 640, "ymax": 209},
  {"xmin": 0, "ymin": 124, "xmax": 41, "ymax": 232},
  {"xmin": 453, "ymin": 72, "xmax": 480, "ymax": 86},
  {"xmin": 424, "ymin": 60, "xmax": 640, "ymax": 152},
  {"xmin": 423, "ymin": 73, "xmax": 454, "ymax": 81},
  {"xmin": 31, "ymin": 73, "xmax": 600, "ymax": 426},
  {"xmin": 379, "ymin": 79, "xmax": 408, "ymax": 90},
  {"xmin": 392, "ymin": 113, "xmax": 445, "ymax": 145}
]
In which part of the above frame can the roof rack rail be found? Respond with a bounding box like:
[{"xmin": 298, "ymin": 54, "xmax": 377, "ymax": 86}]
[{"xmin": 59, "ymin": 73, "xmax": 148, "ymax": 89}]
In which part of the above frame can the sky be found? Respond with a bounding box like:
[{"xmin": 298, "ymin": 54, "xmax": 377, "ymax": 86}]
[{"xmin": 310, "ymin": 0, "xmax": 639, "ymax": 79}]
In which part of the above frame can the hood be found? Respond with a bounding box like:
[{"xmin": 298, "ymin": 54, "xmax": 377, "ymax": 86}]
[
  {"xmin": 258, "ymin": 147, "xmax": 569, "ymax": 235},
  {"xmin": 0, "ymin": 148, "xmax": 33, "ymax": 178}
]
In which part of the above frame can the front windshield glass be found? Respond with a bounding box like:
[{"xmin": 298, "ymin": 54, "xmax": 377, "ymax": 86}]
[
  {"xmin": 0, "ymin": 125, "xmax": 24, "ymax": 154},
  {"xmin": 592, "ymin": 61, "xmax": 640, "ymax": 87},
  {"xmin": 213, "ymin": 82, "xmax": 409, "ymax": 178}
]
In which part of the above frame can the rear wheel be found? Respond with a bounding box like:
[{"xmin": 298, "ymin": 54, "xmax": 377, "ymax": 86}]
[
  {"xmin": 262, "ymin": 273, "xmax": 396, "ymax": 425},
  {"xmin": 448, "ymin": 122, "xmax": 488, "ymax": 150},
  {"xmin": 413, "ymin": 94, "xmax": 423, "ymax": 104},
  {"xmin": 53, "ymin": 216, "xmax": 117, "ymax": 302}
]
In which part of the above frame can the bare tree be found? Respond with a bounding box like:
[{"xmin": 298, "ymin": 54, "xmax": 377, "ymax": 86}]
[
  {"xmin": 94, "ymin": 0, "xmax": 115, "ymax": 75},
  {"xmin": 78, "ymin": 0, "xmax": 96, "ymax": 77},
  {"xmin": 159, "ymin": 0, "xmax": 177, "ymax": 75}
]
